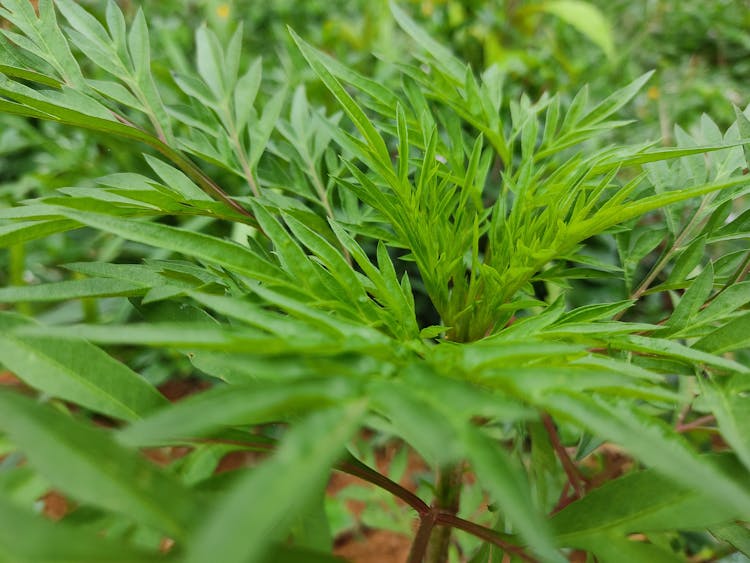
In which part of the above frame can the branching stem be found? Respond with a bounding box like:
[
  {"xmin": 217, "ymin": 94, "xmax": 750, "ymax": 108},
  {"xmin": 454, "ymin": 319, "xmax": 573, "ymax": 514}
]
[{"xmin": 196, "ymin": 437, "xmax": 533, "ymax": 559}]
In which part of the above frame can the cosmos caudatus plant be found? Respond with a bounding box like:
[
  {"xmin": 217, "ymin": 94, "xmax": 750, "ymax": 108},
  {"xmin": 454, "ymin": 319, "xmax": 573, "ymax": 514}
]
[{"xmin": 0, "ymin": 1, "xmax": 749, "ymax": 562}]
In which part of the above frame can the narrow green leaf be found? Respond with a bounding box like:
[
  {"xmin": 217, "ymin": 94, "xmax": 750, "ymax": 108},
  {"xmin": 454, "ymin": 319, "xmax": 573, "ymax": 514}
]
[
  {"xmin": 660, "ymin": 263, "xmax": 713, "ymax": 334},
  {"xmin": 0, "ymin": 277, "xmax": 149, "ymax": 302},
  {"xmin": 195, "ymin": 25, "xmax": 224, "ymax": 98},
  {"xmin": 389, "ymin": 0, "xmax": 465, "ymax": 81},
  {"xmin": 56, "ymin": 209, "xmax": 286, "ymax": 284},
  {"xmin": 127, "ymin": 8, "xmax": 149, "ymax": 78},
  {"xmin": 552, "ymin": 459, "xmax": 746, "ymax": 542},
  {"xmin": 700, "ymin": 377, "xmax": 750, "ymax": 472},
  {"xmin": 119, "ymin": 378, "xmax": 361, "ymax": 447},
  {"xmin": 0, "ymin": 497, "xmax": 164, "ymax": 563},
  {"xmin": 691, "ymin": 281, "xmax": 750, "ymax": 328},
  {"xmin": 734, "ymin": 105, "xmax": 750, "ymax": 168},
  {"xmin": 290, "ymin": 29, "xmax": 390, "ymax": 166},
  {"xmin": 0, "ymin": 391, "xmax": 196, "ymax": 537},
  {"xmin": 233, "ymin": 57, "xmax": 261, "ymax": 132},
  {"xmin": 0, "ymin": 219, "xmax": 79, "ymax": 247},
  {"xmin": 695, "ymin": 311, "xmax": 750, "ymax": 354},
  {"xmin": 711, "ymin": 522, "xmax": 750, "ymax": 557},
  {"xmin": 144, "ymin": 155, "xmax": 213, "ymax": 201},
  {"xmin": 556, "ymin": 300, "xmax": 635, "ymax": 325},
  {"xmin": 466, "ymin": 428, "xmax": 565, "ymax": 563},
  {"xmin": 574, "ymin": 533, "xmax": 684, "ymax": 563},
  {"xmin": 184, "ymin": 402, "xmax": 366, "ymax": 563},
  {"xmin": 610, "ymin": 334, "xmax": 749, "ymax": 373},
  {"xmin": 541, "ymin": 392, "xmax": 750, "ymax": 516},
  {"xmin": 0, "ymin": 312, "xmax": 167, "ymax": 421},
  {"xmin": 668, "ymin": 235, "xmax": 706, "ymax": 284}
]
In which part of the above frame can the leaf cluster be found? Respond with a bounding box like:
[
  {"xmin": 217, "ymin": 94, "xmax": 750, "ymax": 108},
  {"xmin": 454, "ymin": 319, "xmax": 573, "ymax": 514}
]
[{"xmin": 0, "ymin": 2, "xmax": 749, "ymax": 562}]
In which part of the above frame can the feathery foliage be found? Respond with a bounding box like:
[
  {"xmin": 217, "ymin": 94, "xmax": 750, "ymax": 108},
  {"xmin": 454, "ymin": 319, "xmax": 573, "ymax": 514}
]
[{"xmin": 0, "ymin": 1, "xmax": 749, "ymax": 562}]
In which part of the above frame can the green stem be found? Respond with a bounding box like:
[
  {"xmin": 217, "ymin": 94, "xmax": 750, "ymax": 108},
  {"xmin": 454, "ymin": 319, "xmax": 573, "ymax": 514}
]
[
  {"xmin": 426, "ymin": 463, "xmax": 463, "ymax": 563},
  {"xmin": 9, "ymin": 244, "xmax": 31, "ymax": 316},
  {"xmin": 224, "ymin": 110, "xmax": 261, "ymax": 198},
  {"xmin": 109, "ymin": 113, "xmax": 259, "ymax": 226},
  {"xmin": 617, "ymin": 196, "xmax": 712, "ymax": 316}
]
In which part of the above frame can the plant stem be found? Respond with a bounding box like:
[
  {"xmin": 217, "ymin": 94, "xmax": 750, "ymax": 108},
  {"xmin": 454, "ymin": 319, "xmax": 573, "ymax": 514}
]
[
  {"xmin": 617, "ymin": 196, "xmax": 711, "ymax": 316},
  {"xmin": 339, "ymin": 455, "xmax": 430, "ymax": 515},
  {"xmin": 304, "ymin": 156, "xmax": 352, "ymax": 264},
  {"xmin": 676, "ymin": 414, "xmax": 716, "ymax": 433},
  {"xmin": 110, "ymin": 112, "xmax": 259, "ymax": 225},
  {"xmin": 408, "ymin": 510, "xmax": 438, "ymax": 563},
  {"xmin": 426, "ymin": 463, "xmax": 463, "ymax": 563},
  {"xmin": 9, "ymin": 244, "xmax": 31, "ymax": 316},
  {"xmin": 542, "ymin": 413, "xmax": 585, "ymax": 498},
  {"xmin": 198, "ymin": 437, "xmax": 534, "ymax": 557},
  {"xmin": 435, "ymin": 514, "xmax": 537, "ymax": 562},
  {"xmin": 226, "ymin": 120, "xmax": 261, "ymax": 198}
]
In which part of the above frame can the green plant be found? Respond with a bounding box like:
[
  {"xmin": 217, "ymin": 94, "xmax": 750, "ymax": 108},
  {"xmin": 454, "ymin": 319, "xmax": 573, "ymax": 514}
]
[{"xmin": 1, "ymin": 1, "xmax": 750, "ymax": 562}]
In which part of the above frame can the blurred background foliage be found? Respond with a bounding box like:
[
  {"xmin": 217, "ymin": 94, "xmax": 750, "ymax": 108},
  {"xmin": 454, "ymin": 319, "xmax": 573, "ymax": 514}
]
[
  {"xmin": 3, "ymin": 0, "xmax": 748, "ymax": 303},
  {"xmin": 5, "ymin": 0, "xmax": 750, "ymax": 344},
  {"xmin": 2, "ymin": 0, "xmax": 748, "ymax": 354}
]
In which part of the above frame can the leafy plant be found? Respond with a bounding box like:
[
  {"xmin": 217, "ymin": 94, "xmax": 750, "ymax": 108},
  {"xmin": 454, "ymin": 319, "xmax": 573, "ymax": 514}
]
[{"xmin": 1, "ymin": 1, "xmax": 749, "ymax": 562}]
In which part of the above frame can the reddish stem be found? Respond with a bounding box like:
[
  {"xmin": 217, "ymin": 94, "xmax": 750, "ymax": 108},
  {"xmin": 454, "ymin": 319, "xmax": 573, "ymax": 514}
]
[
  {"xmin": 676, "ymin": 414, "xmax": 716, "ymax": 433},
  {"xmin": 541, "ymin": 413, "xmax": 586, "ymax": 498}
]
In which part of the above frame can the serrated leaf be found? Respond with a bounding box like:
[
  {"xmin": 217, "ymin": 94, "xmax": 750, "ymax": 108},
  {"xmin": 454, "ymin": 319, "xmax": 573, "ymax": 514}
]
[{"xmin": 0, "ymin": 312, "xmax": 167, "ymax": 421}]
